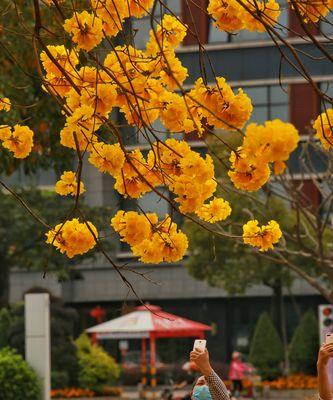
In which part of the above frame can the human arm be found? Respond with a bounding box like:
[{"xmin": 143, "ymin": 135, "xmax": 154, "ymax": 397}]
[
  {"xmin": 190, "ymin": 348, "xmax": 230, "ymax": 400},
  {"xmin": 317, "ymin": 344, "xmax": 333, "ymax": 400}
]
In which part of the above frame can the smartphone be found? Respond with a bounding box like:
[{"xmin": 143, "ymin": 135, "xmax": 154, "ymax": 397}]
[
  {"xmin": 193, "ymin": 339, "xmax": 207, "ymax": 351},
  {"xmin": 326, "ymin": 333, "xmax": 333, "ymax": 344}
]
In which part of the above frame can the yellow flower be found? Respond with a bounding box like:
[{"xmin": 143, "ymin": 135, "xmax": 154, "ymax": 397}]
[
  {"xmin": 243, "ymin": 219, "xmax": 282, "ymax": 251},
  {"xmin": 44, "ymin": 0, "xmax": 63, "ymax": 5},
  {"xmin": 40, "ymin": 45, "xmax": 78, "ymax": 77},
  {"xmin": 43, "ymin": 73, "xmax": 72, "ymax": 97},
  {"xmin": 133, "ymin": 230, "xmax": 188, "ymax": 263},
  {"xmin": 0, "ymin": 98, "xmax": 11, "ymax": 112},
  {"xmin": 55, "ymin": 171, "xmax": 85, "ymax": 196},
  {"xmin": 111, "ymin": 210, "xmax": 154, "ymax": 246},
  {"xmin": 196, "ymin": 197, "xmax": 232, "ymax": 223},
  {"xmin": 63, "ymin": 11, "xmax": 104, "ymax": 51},
  {"xmin": 114, "ymin": 149, "xmax": 154, "ymax": 198},
  {"xmin": 242, "ymin": 0, "xmax": 281, "ymax": 32},
  {"xmin": 111, "ymin": 211, "xmax": 188, "ymax": 263},
  {"xmin": 0, "ymin": 125, "xmax": 11, "ymax": 141},
  {"xmin": 125, "ymin": 0, "xmax": 155, "ymax": 18},
  {"xmin": 290, "ymin": 0, "xmax": 332, "ymax": 22},
  {"xmin": 146, "ymin": 14, "xmax": 187, "ymax": 54},
  {"xmin": 313, "ymin": 109, "xmax": 333, "ymax": 150},
  {"xmin": 46, "ymin": 218, "xmax": 98, "ymax": 258},
  {"xmin": 88, "ymin": 142, "xmax": 125, "ymax": 176},
  {"xmin": 208, "ymin": 0, "xmax": 280, "ymax": 32},
  {"xmin": 91, "ymin": 0, "xmax": 126, "ymax": 37},
  {"xmin": 0, "ymin": 125, "xmax": 34, "ymax": 159},
  {"xmin": 189, "ymin": 77, "xmax": 253, "ymax": 131},
  {"xmin": 243, "ymin": 120, "xmax": 299, "ymax": 164},
  {"xmin": 274, "ymin": 161, "xmax": 286, "ymax": 175},
  {"xmin": 80, "ymin": 83, "xmax": 118, "ymax": 116},
  {"xmin": 228, "ymin": 149, "xmax": 270, "ymax": 191}
]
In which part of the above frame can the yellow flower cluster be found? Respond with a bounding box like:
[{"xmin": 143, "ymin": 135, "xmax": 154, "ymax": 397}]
[
  {"xmin": 313, "ymin": 109, "xmax": 333, "ymax": 150},
  {"xmin": 195, "ymin": 197, "xmax": 232, "ymax": 223},
  {"xmin": 46, "ymin": 218, "xmax": 98, "ymax": 258},
  {"xmin": 208, "ymin": 0, "xmax": 280, "ymax": 33},
  {"xmin": 229, "ymin": 119, "xmax": 299, "ymax": 191},
  {"xmin": 63, "ymin": 11, "xmax": 104, "ymax": 51},
  {"xmin": 0, "ymin": 98, "xmax": 10, "ymax": 112},
  {"xmin": 0, "ymin": 124, "xmax": 34, "ymax": 159},
  {"xmin": 159, "ymin": 77, "xmax": 252, "ymax": 135},
  {"xmin": 88, "ymin": 142, "xmax": 125, "ymax": 176},
  {"xmin": 290, "ymin": 0, "xmax": 333, "ymax": 22},
  {"xmin": 55, "ymin": 171, "xmax": 85, "ymax": 196},
  {"xmin": 111, "ymin": 211, "xmax": 188, "ymax": 263},
  {"xmin": 44, "ymin": 0, "xmax": 63, "ymax": 5},
  {"xmin": 243, "ymin": 219, "xmax": 282, "ymax": 251},
  {"xmin": 40, "ymin": 45, "xmax": 79, "ymax": 97},
  {"xmin": 91, "ymin": 0, "xmax": 154, "ymax": 38}
]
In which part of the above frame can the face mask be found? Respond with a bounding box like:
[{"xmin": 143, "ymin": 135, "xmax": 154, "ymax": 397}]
[{"xmin": 192, "ymin": 385, "xmax": 212, "ymax": 400}]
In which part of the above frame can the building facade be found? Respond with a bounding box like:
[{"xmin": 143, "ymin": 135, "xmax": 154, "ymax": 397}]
[{"xmin": 8, "ymin": 0, "xmax": 333, "ymax": 360}]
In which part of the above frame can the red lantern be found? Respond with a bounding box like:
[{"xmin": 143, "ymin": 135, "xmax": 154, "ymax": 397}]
[{"xmin": 90, "ymin": 306, "xmax": 106, "ymax": 324}]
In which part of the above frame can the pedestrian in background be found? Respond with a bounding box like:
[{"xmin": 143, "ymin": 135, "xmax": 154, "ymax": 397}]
[
  {"xmin": 318, "ymin": 343, "xmax": 333, "ymax": 400},
  {"xmin": 228, "ymin": 352, "xmax": 252, "ymax": 398}
]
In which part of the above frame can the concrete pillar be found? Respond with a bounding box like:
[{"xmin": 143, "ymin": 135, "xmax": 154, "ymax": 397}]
[{"xmin": 25, "ymin": 293, "xmax": 51, "ymax": 400}]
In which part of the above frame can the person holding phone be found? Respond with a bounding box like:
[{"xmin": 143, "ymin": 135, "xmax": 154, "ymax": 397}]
[
  {"xmin": 318, "ymin": 342, "xmax": 333, "ymax": 400},
  {"xmin": 190, "ymin": 343, "xmax": 230, "ymax": 400}
]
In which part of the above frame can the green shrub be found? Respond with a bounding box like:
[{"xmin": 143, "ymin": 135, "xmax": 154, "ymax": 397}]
[
  {"xmin": 0, "ymin": 347, "xmax": 41, "ymax": 400},
  {"xmin": 289, "ymin": 310, "xmax": 319, "ymax": 375},
  {"xmin": 0, "ymin": 308, "xmax": 12, "ymax": 349},
  {"xmin": 75, "ymin": 333, "xmax": 121, "ymax": 392},
  {"xmin": 249, "ymin": 312, "xmax": 284, "ymax": 380}
]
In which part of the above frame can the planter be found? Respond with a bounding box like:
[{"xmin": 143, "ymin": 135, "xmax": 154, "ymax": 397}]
[{"xmin": 258, "ymin": 389, "xmax": 317, "ymax": 399}]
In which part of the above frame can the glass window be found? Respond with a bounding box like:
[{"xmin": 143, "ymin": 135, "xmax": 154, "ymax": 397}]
[
  {"xmin": 320, "ymin": 11, "xmax": 333, "ymax": 36},
  {"xmin": 250, "ymin": 105, "xmax": 269, "ymax": 123},
  {"xmin": 320, "ymin": 81, "xmax": 333, "ymax": 110},
  {"xmin": 138, "ymin": 190, "xmax": 170, "ymax": 218},
  {"xmin": 132, "ymin": 19, "xmax": 152, "ymax": 49},
  {"xmin": 165, "ymin": 0, "xmax": 181, "ymax": 15},
  {"xmin": 208, "ymin": 20, "xmax": 229, "ymax": 43},
  {"xmin": 270, "ymin": 84, "xmax": 289, "ymax": 103},
  {"xmin": 270, "ymin": 104, "xmax": 288, "ymax": 120},
  {"xmin": 3, "ymin": 166, "xmax": 57, "ymax": 187},
  {"xmin": 240, "ymin": 84, "xmax": 289, "ymax": 124},
  {"xmin": 244, "ymin": 86, "xmax": 268, "ymax": 104},
  {"xmin": 138, "ymin": 119, "xmax": 168, "ymax": 145}
]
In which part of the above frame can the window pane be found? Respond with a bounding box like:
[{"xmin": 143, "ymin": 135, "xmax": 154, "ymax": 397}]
[
  {"xmin": 249, "ymin": 105, "xmax": 268, "ymax": 123},
  {"xmin": 270, "ymin": 104, "xmax": 289, "ymax": 120},
  {"xmin": 132, "ymin": 18, "xmax": 151, "ymax": 49},
  {"xmin": 165, "ymin": 0, "xmax": 181, "ymax": 15},
  {"xmin": 270, "ymin": 85, "xmax": 289, "ymax": 104},
  {"xmin": 139, "ymin": 119, "xmax": 168, "ymax": 144},
  {"xmin": 208, "ymin": 20, "xmax": 229, "ymax": 43},
  {"xmin": 321, "ymin": 11, "xmax": 333, "ymax": 35},
  {"xmin": 138, "ymin": 190, "xmax": 170, "ymax": 218},
  {"xmin": 231, "ymin": 30, "xmax": 269, "ymax": 42},
  {"xmin": 244, "ymin": 86, "xmax": 268, "ymax": 105}
]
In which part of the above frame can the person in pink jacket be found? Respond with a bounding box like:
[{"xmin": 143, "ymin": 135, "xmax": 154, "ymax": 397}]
[{"xmin": 228, "ymin": 352, "xmax": 252, "ymax": 398}]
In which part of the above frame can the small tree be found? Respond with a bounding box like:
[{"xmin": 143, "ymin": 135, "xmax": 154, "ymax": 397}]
[
  {"xmin": 75, "ymin": 333, "xmax": 121, "ymax": 393},
  {"xmin": 289, "ymin": 310, "xmax": 319, "ymax": 375},
  {"xmin": 249, "ymin": 312, "xmax": 284, "ymax": 380},
  {"xmin": 0, "ymin": 347, "xmax": 41, "ymax": 400}
]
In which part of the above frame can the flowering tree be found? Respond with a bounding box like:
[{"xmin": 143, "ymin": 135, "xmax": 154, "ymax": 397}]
[{"xmin": 1, "ymin": 0, "xmax": 333, "ymax": 301}]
